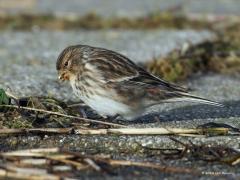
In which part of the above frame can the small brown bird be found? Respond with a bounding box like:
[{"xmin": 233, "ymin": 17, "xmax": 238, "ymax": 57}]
[{"xmin": 56, "ymin": 45, "xmax": 223, "ymax": 120}]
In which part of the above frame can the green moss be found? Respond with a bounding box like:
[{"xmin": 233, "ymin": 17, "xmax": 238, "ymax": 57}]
[
  {"xmin": 147, "ymin": 23, "xmax": 240, "ymax": 82},
  {"xmin": 0, "ymin": 96, "xmax": 79, "ymax": 129},
  {"xmin": 4, "ymin": 117, "xmax": 33, "ymax": 128}
]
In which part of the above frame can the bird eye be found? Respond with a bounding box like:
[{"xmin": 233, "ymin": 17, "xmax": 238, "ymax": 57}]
[{"xmin": 64, "ymin": 61, "xmax": 69, "ymax": 67}]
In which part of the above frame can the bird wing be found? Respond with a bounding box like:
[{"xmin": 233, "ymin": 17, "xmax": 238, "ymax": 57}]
[
  {"xmin": 87, "ymin": 49, "xmax": 139, "ymax": 82},
  {"xmin": 128, "ymin": 68, "xmax": 188, "ymax": 92},
  {"xmin": 86, "ymin": 47, "xmax": 223, "ymax": 107},
  {"xmin": 88, "ymin": 48, "xmax": 188, "ymax": 93}
]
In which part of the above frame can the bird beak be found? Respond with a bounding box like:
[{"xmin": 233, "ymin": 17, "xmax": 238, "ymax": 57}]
[
  {"xmin": 58, "ymin": 71, "xmax": 69, "ymax": 81},
  {"xmin": 58, "ymin": 74, "xmax": 64, "ymax": 81}
]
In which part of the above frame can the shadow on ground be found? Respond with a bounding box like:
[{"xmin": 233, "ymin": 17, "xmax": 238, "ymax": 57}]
[{"xmin": 131, "ymin": 100, "xmax": 240, "ymax": 124}]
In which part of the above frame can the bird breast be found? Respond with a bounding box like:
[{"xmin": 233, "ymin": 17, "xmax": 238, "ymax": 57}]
[{"xmin": 69, "ymin": 72, "xmax": 131, "ymax": 117}]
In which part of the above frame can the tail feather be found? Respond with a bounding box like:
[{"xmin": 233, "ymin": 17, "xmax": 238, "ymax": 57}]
[{"xmin": 162, "ymin": 92, "xmax": 224, "ymax": 107}]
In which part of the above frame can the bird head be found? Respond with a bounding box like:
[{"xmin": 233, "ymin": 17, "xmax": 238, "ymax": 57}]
[{"xmin": 56, "ymin": 45, "xmax": 90, "ymax": 81}]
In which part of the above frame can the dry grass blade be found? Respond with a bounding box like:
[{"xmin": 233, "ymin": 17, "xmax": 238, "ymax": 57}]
[
  {"xmin": 2, "ymin": 165, "xmax": 47, "ymax": 175},
  {"xmin": 107, "ymin": 127, "xmax": 228, "ymax": 135},
  {"xmin": 0, "ymin": 127, "xmax": 229, "ymax": 136},
  {"xmin": 47, "ymin": 156, "xmax": 87, "ymax": 170},
  {"xmin": 84, "ymin": 158, "xmax": 101, "ymax": 171},
  {"xmin": 232, "ymin": 156, "xmax": 240, "ymax": 165},
  {"xmin": 177, "ymin": 134, "xmax": 206, "ymax": 137},
  {"xmin": 1, "ymin": 148, "xmax": 59, "ymax": 157},
  {"xmin": 18, "ymin": 159, "xmax": 47, "ymax": 166},
  {"xmin": 67, "ymin": 102, "xmax": 87, "ymax": 108},
  {"xmin": 0, "ymin": 104, "xmax": 126, "ymax": 128},
  {"xmin": 5, "ymin": 90, "xmax": 19, "ymax": 101},
  {"xmin": 0, "ymin": 169, "xmax": 60, "ymax": 180},
  {"xmin": 0, "ymin": 128, "xmax": 73, "ymax": 135}
]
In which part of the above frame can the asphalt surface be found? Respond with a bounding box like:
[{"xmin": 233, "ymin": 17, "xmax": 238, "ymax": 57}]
[
  {"xmin": 0, "ymin": 0, "xmax": 239, "ymax": 179},
  {"xmin": 1, "ymin": 0, "xmax": 240, "ymax": 17}
]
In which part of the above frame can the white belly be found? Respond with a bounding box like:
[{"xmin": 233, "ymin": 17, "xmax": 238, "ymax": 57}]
[{"xmin": 81, "ymin": 95, "xmax": 130, "ymax": 116}]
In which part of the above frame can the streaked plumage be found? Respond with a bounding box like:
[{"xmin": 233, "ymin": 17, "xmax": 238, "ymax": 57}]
[{"xmin": 56, "ymin": 45, "xmax": 223, "ymax": 120}]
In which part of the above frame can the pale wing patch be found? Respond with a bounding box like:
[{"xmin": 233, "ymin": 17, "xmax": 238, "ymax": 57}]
[{"xmin": 84, "ymin": 63, "xmax": 96, "ymax": 71}]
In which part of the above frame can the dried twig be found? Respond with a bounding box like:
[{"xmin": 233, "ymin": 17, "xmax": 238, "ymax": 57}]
[
  {"xmin": 1, "ymin": 147, "xmax": 234, "ymax": 178},
  {"xmin": 0, "ymin": 127, "xmax": 229, "ymax": 136},
  {"xmin": 232, "ymin": 156, "xmax": 240, "ymax": 165},
  {"xmin": 0, "ymin": 104, "xmax": 126, "ymax": 128},
  {"xmin": 60, "ymin": 150, "xmax": 199, "ymax": 175},
  {"xmin": 186, "ymin": 142, "xmax": 240, "ymax": 165},
  {"xmin": 84, "ymin": 158, "xmax": 102, "ymax": 171},
  {"xmin": 67, "ymin": 102, "xmax": 88, "ymax": 108},
  {"xmin": 0, "ymin": 169, "xmax": 60, "ymax": 180},
  {"xmin": 2, "ymin": 148, "xmax": 59, "ymax": 157},
  {"xmin": 18, "ymin": 159, "xmax": 47, "ymax": 166},
  {"xmin": 137, "ymin": 136, "xmax": 240, "ymax": 166},
  {"xmin": 0, "ymin": 128, "xmax": 73, "ymax": 135},
  {"xmin": 47, "ymin": 156, "xmax": 87, "ymax": 170},
  {"xmin": 105, "ymin": 127, "xmax": 228, "ymax": 135}
]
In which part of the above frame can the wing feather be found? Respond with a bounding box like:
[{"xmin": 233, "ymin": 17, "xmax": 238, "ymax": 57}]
[{"xmin": 87, "ymin": 48, "xmax": 188, "ymax": 93}]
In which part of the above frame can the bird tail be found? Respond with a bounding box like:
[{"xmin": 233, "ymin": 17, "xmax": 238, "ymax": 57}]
[{"xmin": 161, "ymin": 92, "xmax": 224, "ymax": 107}]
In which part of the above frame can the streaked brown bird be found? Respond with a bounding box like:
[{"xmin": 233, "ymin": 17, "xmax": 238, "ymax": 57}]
[{"xmin": 56, "ymin": 45, "xmax": 223, "ymax": 120}]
